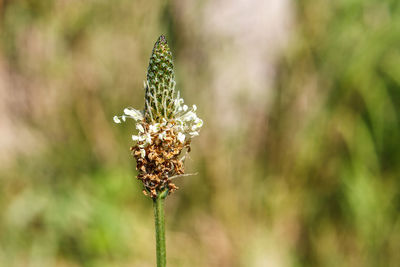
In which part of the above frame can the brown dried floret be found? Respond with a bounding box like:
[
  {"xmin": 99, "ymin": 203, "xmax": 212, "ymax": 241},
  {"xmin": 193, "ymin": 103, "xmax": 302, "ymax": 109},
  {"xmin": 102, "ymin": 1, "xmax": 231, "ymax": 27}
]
[{"xmin": 132, "ymin": 122, "xmax": 190, "ymax": 198}]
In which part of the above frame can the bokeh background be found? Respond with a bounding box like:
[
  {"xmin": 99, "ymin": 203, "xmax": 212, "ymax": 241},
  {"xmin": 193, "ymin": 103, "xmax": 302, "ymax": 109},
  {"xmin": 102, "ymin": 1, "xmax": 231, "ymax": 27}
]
[{"xmin": 1, "ymin": 0, "xmax": 399, "ymax": 266}]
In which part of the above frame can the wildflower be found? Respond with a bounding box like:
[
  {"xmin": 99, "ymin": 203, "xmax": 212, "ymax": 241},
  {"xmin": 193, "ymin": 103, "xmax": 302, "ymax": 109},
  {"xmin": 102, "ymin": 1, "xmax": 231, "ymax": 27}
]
[{"xmin": 114, "ymin": 35, "xmax": 203, "ymax": 198}]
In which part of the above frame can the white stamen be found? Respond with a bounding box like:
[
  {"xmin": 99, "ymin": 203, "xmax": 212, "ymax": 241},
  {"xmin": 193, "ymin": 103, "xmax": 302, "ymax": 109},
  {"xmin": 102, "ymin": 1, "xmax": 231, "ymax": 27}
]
[
  {"xmin": 189, "ymin": 132, "xmax": 199, "ymax": 137},
  {"xmin": 177, "ymin": 132, "xmax": 186, "ymax": 143},
  {"xmin": 159, "ymin": 132, "xmax": 166, "ymax": 140},
  {"xmin": 124, "ymin": 108, "xmax": 143, "ymax": 121},
  {"xmin": 195, "ymin": 118, "xmax": 203, "ymax": 128},
  {"xmin": 136, "ymin": 124, "xmax": 145, "ymax": 133},
  {"xmin": 113, "ymin": 116, "xmax": 121, "ymax": 123},
  {"xmin": 149, "ymin": 124, "xmax": 160, "ymax": 133},
  {"xmin": 145, "ymin": 133, "xmax": 152, "ymax": 144}
]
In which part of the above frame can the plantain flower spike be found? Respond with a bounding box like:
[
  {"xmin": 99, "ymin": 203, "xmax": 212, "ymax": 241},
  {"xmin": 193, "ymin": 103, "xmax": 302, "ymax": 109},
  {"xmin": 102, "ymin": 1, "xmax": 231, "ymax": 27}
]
[{"xmin": 113, "ymin": 35, "xmax": 203, "ymax": 198}]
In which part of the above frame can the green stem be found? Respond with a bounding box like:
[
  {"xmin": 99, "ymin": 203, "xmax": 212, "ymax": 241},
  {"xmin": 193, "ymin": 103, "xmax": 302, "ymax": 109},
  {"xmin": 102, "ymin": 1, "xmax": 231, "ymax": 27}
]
[{"xmin": 153, "ymin": 191, "xmax": 167, "ymax": 267}]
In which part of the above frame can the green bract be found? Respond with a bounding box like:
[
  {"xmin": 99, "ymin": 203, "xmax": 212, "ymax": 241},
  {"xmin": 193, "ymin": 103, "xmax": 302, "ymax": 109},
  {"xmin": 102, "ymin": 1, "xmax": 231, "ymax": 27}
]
[{"xmin": 145, "ymin": 35, "xmax": 176, "ymax": 122}]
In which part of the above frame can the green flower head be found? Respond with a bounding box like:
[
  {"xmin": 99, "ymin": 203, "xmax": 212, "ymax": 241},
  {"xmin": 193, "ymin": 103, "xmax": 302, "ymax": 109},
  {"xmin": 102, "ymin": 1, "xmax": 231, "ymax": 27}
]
[{"xmin": 145, "ymin": 35, "xmax": 176, "ymax": 122}]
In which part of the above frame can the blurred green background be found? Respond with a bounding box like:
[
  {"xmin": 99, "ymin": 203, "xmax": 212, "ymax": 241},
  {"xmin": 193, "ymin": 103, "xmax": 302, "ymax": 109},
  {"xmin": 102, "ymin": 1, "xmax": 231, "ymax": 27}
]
[{"xmin": 0, "ymin": 0, "xmax": 399, "ymax": 266}]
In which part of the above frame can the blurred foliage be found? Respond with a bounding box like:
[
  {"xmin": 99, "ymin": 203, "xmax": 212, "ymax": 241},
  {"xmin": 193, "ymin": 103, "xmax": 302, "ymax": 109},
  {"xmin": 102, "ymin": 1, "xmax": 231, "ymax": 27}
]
[
  {"xmin": 0, "ymin": 0, "xmax": 399, "ymax": 266},
  {"xmin": 269, "ymin": 0, "xmax": 400, "ymax": 266}
]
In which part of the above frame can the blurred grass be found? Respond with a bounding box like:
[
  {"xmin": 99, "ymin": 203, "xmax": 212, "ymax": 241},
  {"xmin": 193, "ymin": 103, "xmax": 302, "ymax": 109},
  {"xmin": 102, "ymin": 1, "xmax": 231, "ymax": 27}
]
[
  {"xmin": 0, "ymin": 0, "xmax": 399, "ymax": 266},
  {"xmin": 269, "ymin": 0, "xmax": 400, "ymax": 265}
]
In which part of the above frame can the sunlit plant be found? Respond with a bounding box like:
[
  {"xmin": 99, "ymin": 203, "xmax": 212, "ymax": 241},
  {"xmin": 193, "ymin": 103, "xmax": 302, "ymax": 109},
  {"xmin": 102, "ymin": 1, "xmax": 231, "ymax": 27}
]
[{"xmin": 113, "ymin": 35, "xmax": 202, "ymax": 267}]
